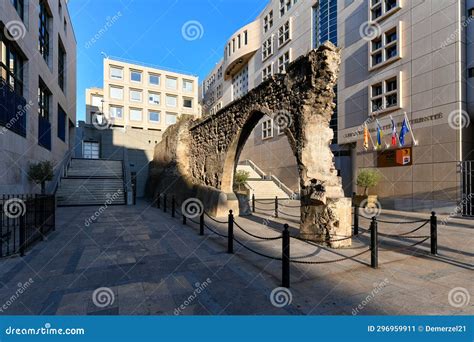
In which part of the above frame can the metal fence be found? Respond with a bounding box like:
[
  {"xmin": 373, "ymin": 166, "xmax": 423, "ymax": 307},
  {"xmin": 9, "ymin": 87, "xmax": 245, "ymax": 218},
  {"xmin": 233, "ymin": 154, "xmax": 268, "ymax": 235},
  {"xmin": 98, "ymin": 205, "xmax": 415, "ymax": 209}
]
[
  {"xmin": 460, "ymin": 161, "xmax": 474, "ymax": 217},
  {"xmin": 0, "ymin": 194, "xmax": 56, "ymax": 258}
]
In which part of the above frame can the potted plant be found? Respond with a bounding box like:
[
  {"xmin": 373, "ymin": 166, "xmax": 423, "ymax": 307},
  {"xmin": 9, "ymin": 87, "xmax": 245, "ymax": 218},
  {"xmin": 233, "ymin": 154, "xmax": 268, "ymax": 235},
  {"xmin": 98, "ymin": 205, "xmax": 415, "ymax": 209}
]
[
  {"xmin": 354, "ymin": 169, "xmax": 381, "ymax": 207},
  {"xmin": 28, "ymin": 160, "xmax": 54, "ymax": 194},
  {"xmin": 234, "ymin": 170, "xmax": 251, "ymax": 215}
]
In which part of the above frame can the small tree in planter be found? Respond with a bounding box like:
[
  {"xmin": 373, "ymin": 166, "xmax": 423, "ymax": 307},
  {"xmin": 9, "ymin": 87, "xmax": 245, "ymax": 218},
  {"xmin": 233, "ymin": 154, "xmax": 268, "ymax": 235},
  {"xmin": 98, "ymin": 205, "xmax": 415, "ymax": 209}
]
[
  {"xmin": 354, "ymin": 169, "xmax": 381, "ymax": 207},
  {"xmin": 28, "ymin": 161, "xmax": 54, "ymax": 194},
  {"xmin": 234, "ymin": 170, "xmax": 250, "ymax": 193}
]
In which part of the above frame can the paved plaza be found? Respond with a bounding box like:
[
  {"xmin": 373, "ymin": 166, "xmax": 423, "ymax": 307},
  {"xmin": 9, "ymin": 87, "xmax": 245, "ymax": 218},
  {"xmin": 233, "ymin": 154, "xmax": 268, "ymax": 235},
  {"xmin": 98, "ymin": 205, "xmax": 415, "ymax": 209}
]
[{"xmin": 0, "ymin": 201, "xmax": 472, "ymax": 315}]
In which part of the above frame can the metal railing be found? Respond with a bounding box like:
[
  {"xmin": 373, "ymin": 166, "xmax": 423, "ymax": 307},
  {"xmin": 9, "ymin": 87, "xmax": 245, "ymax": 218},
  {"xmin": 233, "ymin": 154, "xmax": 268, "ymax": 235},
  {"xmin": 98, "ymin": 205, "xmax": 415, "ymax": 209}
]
[
  {"xmin": 460, "ymin": 161, "xmax": 474, "ymax": 217},
  {"xmin": 47, "ymin": 149, "xmax": 73, "ymax": 194},
  {"xmin": 1, "ymin": 194, "xmax": 56, "ymax": 258}
]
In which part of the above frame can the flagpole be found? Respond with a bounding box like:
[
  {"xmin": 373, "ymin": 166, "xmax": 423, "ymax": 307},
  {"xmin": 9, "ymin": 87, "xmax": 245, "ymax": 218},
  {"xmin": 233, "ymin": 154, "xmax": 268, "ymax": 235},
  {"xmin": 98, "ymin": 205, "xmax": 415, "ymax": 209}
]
[
  {"xmin": 375, "ymin": 119, "xmax": 385, "ymax": 150},
  {"xmin": 389, "ymin": 115, "xmax": 398, "ymax": 148},
  {"xmin": 404, "ymin": 112, "xmax": 418, "ymax": 145},
  {"xmin": 366, "ymin": 123, "xmax": 376, "ymax": 150}
]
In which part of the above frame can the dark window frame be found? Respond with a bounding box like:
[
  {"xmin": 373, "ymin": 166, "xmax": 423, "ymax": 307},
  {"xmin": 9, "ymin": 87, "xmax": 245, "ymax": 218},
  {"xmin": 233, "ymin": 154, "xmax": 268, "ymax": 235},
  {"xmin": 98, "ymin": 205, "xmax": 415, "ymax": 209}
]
[
  {"xmin": 38, "ymin": 78, "xmax": 51, "ymax": 120},
  {"xmin": 57, "ymin": 104, "xmax": 66, "ymax": 142},
  {"xmin": 0, "ymin": 31, "xmax": 25, "ymax": 96},
  {"xmin": 10, "ymin": 0, "xmax": 25, "ymax": 20},
  {"xmin": 58, "ymin": 37, "xmax": 66, "ymax": 91},
  {"xmin": 39, "ymin": 0, "xmax": 51, "ymax": 63}
]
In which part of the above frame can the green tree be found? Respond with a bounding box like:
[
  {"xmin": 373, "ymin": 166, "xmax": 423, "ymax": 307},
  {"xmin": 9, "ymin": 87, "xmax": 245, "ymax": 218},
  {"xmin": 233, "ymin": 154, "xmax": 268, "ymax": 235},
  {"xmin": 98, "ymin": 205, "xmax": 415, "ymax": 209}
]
[
  {"xmin": 234, "ymin": 170, "xmax": 250, "ymax": 192},
  {"xmin": 356, "ymin": 169, "xmax": 381, "ymax": 196},
  {"xmin": 28, "ymin": 161, "xmax": 54, "ymax": 194}
]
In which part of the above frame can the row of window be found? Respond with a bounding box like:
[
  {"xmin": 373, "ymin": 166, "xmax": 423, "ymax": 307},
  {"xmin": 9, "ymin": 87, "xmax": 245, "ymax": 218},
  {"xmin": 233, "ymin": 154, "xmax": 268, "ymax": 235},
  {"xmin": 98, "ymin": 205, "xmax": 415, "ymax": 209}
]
[
  {"xmin": 370, "ymin": 0, "xmax": 399, "ymax": 22},
  {"xmin": 262, "ymin": 50, "xmax": 291, "ymax": 81},
  {"xmin": 108, "ymin": 86, "xmax": 194, "ymax": 109},
  {"xmin": 108, "ymin": 65, "xmax": 194, "ymax": 92},
  {"xmin": 369, "ymin": 73, "xmax": 400, "ymax": 114},
  {"xmin": 279, "ymin": 0, "xmax": 299, "ymax": 19},
  {"xmin": 106, "ymin": 107, "xmax": 178, "ymax": 125},
  {"xmin": 261, "ymin": 117, "xmax": 285, "ymax": 140},
  {"xmin": 225, "ymin": 31, "xmax": 248, "ymax": 60},
  {"xmin": 262, "ymin": 19, "xmax": 291, "ymax": 61}
]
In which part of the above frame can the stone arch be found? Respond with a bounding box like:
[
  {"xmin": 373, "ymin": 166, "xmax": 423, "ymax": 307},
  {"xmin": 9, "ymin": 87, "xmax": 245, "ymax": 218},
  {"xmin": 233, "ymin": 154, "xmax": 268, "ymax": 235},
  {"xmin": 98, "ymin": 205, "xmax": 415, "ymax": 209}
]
[{"xmin": 149, "ymin": 43, "xmax": 352, "ymax": 247}]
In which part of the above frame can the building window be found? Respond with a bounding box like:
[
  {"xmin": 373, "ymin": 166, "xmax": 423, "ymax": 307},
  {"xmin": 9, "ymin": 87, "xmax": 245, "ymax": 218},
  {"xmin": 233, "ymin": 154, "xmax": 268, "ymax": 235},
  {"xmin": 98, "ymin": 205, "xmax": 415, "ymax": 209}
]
[
  {"xmin": 469, "ymin": 67, "xmax": 474, "ymax": 78},
  {"xmin": 165, "ymin": 112, "xmax": 177, "ymax": 125},
  {"xmin": 369, "ymin": 73, "xmax": 401, "ymax": 115},
  {"xmin": 149, "ymin": 73, "xmax": 160, "ymax": 85},
  {"xmin": 149, "ymin": 111, "xmax": 160, "ymax": 123},
  {"xmin": 469, "ymin": 8, "xmax": 474, "ymax": 18},
  {"xmin": 278, "ymin": 50, "xmax": 291, "ymax": 73},
  {"xmin": 38, "ymin": 79, "xmax": 50, "ymax": 119},
  {"xmin": 183, "ymin": 79, "xmax": 194, "ymax": 92},
  {"xmin": 262, "ymin": 36, "xmax": 274, "ymax": 61},
  {"xmin": 39, "ymin": 0, "xmax": 51, "ymax": 63},
  {"xmin": 370, "ymin": 0, "xmax": 401, "ymax": 22},
  {"xmin": 58, "ymin": 39, "xmax": 66, "ymax": 92},
  {"xmin": 129, "ymin": 108, "xmax": 142, "ymax": 121},
  {"xmin": 149, "ymin": 92, "xmax": 160, "ymax": 105},
  {"xmin": 166, "ymin": 76, "xmax": 177, "ymax": 90},
  {"xmin": 64, "ymin": 18, "xmax": 67, "ymax": 33},
  {"xmin": 313, "ymin": 0, "xmax": 338, "ymax": 48},
  {"xmin": 262, "ymin": 63, "xmax": 273, "ymax": 81},
  {"xmin": 130, "ymin": 89, "xmax": 142, "ymax": 102},
  {"xmin": 369, "ymin": 23, "xmax": 401, "ymax": 70},
  {"xmin": 244, "ymin": 30, "xmax": 248, "ymax": 45},
  {"xmin": 183, "ymin": 98, "xmax": 193, "ymax": 109},
  {"xmin": 110, "ymin": 66, "xmax": 123, "ymax": 80},
  {"xmin": 166, "ymin": 94, "xmax": 177, "ymax": 108},
  {"xmin": 130, "ymin": 70, "xmax": 142, "ymax": 83},
  {"xmin": 263, "ymin": 10, "xmax": 274, "ymax": 33},
  {"xmin": 91, "ymin": 95, "xmax": 103, "ymax": 107},
  {"xmin": 38, "ymin": 78, "xmax": 52, "ymax": 150},
  {"xmin": 109, "ymin": 106, "xmax": 123, "ymax": 119},
  {"xmin": 262, "ymin": 119, "xmax": 273, "ymax": 140},
  {"xmin": 11, "ymin": 0, "xmax": 25, "ymax": 20},
  {"xmin": 110, "ymin": 86, "xmax": 123, "ymax": 100},
  {"xmin": 278, "ymin": 20, "xmax": 291, "ymax": 47},
  {"xmin": 0, "ymin": 34, "xmax": 24, "ymax": 96},
  {"xmin": 57, "ymin": 105, "xmax": 66, "ymax": 142}
]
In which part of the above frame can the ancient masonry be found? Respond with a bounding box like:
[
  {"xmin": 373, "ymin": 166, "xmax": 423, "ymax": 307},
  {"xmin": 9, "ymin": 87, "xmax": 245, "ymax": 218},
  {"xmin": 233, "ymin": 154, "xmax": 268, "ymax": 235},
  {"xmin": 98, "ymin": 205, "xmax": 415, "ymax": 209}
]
[{"xmin": 148, "ymin": 42, "xmax": 351, "ymax": 247}]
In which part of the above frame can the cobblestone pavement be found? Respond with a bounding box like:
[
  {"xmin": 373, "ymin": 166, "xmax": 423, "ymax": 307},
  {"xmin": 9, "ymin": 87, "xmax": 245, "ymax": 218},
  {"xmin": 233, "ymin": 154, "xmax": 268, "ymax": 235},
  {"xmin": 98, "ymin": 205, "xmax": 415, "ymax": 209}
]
[{"xmin": 0, "ymin": 200, "xmax": 471, "ymax": 315}]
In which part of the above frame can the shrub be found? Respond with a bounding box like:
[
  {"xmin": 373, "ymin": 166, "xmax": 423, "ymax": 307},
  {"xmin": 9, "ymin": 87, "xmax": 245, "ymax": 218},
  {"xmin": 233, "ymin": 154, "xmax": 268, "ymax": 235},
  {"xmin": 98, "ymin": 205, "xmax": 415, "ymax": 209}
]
[{"xmin": 234, "ymin": 170, "xmax": 250, "ymax": 192}]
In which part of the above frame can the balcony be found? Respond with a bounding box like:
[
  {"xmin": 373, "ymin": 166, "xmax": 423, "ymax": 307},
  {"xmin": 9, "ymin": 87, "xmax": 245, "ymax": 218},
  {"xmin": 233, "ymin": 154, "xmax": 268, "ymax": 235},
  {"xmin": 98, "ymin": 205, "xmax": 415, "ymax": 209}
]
[
  {"xmin": 38, "ymin": 116, "xmax": 52, "ymax": 150},
  {"xmin": 0, "ymin": 79, "xmax": 27, "ymax": 137}
]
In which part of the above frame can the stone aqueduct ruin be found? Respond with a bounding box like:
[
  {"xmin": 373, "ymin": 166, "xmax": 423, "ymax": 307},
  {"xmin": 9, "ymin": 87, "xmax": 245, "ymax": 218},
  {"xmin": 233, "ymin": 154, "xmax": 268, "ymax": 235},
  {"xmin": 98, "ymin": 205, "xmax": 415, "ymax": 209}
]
[{"xmin": 148, "ymin": 43, "xmax": 351, "ymax": 247}]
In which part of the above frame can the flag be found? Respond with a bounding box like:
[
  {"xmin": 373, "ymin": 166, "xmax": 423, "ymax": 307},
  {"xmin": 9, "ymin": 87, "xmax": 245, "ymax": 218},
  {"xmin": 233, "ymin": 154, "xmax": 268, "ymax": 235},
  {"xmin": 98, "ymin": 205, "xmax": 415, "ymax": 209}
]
[
  {"xmin": 376, "ymin": 121, "xmax": 383, "ymax": 149},
  {"xmin": 399, "ymin": 117, "xmax": 410, "ymax": 147},
  {"xmin": 363, "ymin": 124, "xmax": 369, "ymax": 150},
  {"xmin": 391, "ymin": 118, "xmax": 397, "ymax": 147}
]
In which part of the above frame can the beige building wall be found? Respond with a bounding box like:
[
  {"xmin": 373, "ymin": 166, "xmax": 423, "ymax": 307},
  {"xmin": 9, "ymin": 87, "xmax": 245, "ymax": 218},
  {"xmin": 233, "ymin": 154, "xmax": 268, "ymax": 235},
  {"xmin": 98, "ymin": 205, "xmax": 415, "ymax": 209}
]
[
  {"xmin": 102, "ymin": 58, "xmax": 199, "ymax": 131},
  {"xmin": 85, "ymin": 87, "xmax": 103, "ymax": 124},
  {"xmin": 0, "ymin": 0, "xmax": 77, "ymax": 194},
  {"xmin": 338, "ymin": 0, "xmax": 472, "ymax": 212}
]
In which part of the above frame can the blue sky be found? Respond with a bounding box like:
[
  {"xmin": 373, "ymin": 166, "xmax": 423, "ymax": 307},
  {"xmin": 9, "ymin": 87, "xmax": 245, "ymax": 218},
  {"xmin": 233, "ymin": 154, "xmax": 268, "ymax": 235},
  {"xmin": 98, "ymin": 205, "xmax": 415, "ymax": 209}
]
[{"xmin": 68, "ymin": 0, "xmax": 269, "ymax": 122}]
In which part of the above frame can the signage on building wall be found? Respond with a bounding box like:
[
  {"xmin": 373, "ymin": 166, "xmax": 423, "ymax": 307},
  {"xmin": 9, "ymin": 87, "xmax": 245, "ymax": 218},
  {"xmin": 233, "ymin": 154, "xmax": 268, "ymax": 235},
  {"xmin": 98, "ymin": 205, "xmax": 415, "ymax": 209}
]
[{"xmin": 377, "ymin": 147, "xmax": 412, "ymax": 168}]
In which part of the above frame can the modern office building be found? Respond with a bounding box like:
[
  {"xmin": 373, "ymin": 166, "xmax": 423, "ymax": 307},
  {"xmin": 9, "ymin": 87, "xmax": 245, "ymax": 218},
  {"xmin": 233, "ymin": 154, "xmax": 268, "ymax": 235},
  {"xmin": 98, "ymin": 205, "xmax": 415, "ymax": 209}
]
[
  {"xmin": 0, "ymin": 0, "xmax": 77, "ymax": 194},
  {"xmin": 338, "ymin": 0, "xmax": 474, "ymax": 212},
  {"xmin": 86, "ymin": 58, "xmax": 200, "ymax": 131},
  {"xmin": 80, "ymin": 59, "xmax": 200, "ymax": 198},
  {"xmin": 200, "ymin": 0, "xmax": 474, "ymax": 213}
]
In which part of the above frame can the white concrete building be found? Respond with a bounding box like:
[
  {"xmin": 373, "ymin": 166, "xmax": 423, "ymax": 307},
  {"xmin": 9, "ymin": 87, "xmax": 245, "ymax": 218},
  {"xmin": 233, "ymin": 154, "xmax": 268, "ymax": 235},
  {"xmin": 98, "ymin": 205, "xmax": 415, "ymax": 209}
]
[{"xmin": 0, "ymin": 0, "xmax": 77, "ymax": 194}]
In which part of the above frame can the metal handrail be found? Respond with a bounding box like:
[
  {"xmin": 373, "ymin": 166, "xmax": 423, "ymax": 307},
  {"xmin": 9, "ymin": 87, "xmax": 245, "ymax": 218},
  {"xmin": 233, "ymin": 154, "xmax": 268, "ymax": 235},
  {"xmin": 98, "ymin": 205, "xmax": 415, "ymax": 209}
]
[
  {"xmin": 47, "ymin": 149, "xmax": 73, "ymax": 195},
  {"xmin": 239, "ymin": 159, "xmax": 266, "ymax": 179}
]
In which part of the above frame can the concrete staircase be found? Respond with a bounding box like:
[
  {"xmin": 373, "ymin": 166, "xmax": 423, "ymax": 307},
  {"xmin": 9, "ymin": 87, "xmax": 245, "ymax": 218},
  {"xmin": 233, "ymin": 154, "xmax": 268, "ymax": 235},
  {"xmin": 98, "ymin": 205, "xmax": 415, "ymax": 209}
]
[
  {"xmin": 236, "ymin": 160, "xmax": 293, "ymax": 199},
  {"xmin": 57, "ymin": 159, "xmax": 126, "ymax": 206}
]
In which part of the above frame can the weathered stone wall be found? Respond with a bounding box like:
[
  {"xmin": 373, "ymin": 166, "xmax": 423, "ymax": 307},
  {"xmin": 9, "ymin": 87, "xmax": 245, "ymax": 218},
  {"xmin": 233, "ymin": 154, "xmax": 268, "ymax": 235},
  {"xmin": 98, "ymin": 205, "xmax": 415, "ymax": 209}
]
[{"xmin": 149, "ymin": 43, "xmax": 352, "ymax": 247}]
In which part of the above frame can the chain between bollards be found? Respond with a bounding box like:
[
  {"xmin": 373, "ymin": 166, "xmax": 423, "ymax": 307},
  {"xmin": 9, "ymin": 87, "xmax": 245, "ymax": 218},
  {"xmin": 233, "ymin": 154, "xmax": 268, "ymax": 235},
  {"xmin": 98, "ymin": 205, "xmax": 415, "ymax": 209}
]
[
  {"xmin": 228, "ymin": 210, "xmax": 234, "ymax": 254},
  {"xmin": 282, "ymin": 224, "xmax": 290, "ymax": 288},
  {"xmin": 430, "ymin": 211, "xmax": 437, "ymax": 255},
  {"xmin": 370, "ymin": 217, "xmax": 378, "ymax": 269}
]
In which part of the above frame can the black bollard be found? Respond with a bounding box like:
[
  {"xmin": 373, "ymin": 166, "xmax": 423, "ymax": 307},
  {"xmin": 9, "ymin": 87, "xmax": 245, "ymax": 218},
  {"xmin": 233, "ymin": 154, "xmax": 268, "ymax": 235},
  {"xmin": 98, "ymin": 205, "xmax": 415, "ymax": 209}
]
[
  {"xmin": 370, "ymin": 217, "xmax": 378, "ymax": 269},
  {"xmin": 282, "ymin": 224, "xmax": 290, "ymax": 288},
  {"xmin": 354, "ymin": 206, "xmax": 359, "ymax": 236},
  {"xmin": 430, "ymin": 211, "xmax": 438, "ymax": 255},
  {"xmin": 171, "ymin": 197, "xmax": 175, "ymax": 218},
  {"xmin": 199, "ymin": 212, "xmax": 204, "ymax": 236},
  {"xmin": 228, "ymin": 210, "xmax": 234, "ymax": 254},
  {"xmin": 182, "ymin": 211, "xmax": 187, "ymax": 225},
  {"xmin": 275, "ymin": 196, "xmax": 279, "ymax": 218},
  {"xmin": 252, "ymin": 194, "xmax": 255, "ymax": 213}
]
